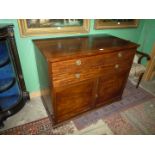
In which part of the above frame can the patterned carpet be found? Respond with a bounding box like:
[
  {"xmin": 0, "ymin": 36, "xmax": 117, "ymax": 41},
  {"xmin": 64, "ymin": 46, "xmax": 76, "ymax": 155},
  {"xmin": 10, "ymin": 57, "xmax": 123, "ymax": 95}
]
[{"xmin": 0, "ymin": 81, "xmax": 155, "ymax": 135}]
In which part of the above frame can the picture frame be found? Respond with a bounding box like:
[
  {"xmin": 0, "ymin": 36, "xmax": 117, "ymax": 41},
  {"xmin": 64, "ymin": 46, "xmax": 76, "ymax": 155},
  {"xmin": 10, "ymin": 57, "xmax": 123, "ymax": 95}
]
[
  {"xmin": 94, "ymin": 19, "xmax": 138, "ymax": 29},
  {"xmin": 18, "ymin": 19, "xmax": 90, "ymax": 37}
]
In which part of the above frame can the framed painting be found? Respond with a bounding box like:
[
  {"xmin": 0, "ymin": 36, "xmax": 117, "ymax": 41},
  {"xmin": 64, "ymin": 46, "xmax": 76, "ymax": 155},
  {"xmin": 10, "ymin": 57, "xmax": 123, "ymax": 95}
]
[
  {"xmin": 18, "ymin": 19, "xmax": 90, "ymax": 37},
  {"xmin": 95, "ymin": 19, "xmax": 138, "ymax": 29}
]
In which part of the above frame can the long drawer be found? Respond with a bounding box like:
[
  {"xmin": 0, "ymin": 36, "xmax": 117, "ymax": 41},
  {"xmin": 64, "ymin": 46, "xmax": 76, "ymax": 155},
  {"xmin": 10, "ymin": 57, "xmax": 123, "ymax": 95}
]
[
  {"xmin": 52, "ymin": 61, "xmax": 133, "ymax": 88},
  {"xmin": 51, "ymin": 49, "xmax": 135, "ymax": 76}
]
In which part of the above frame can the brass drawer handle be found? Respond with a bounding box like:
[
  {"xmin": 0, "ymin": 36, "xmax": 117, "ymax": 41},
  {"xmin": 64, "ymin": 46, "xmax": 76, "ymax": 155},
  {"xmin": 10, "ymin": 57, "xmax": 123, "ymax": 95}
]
[
  {"xmin": 75, "ymin": 73, "xmax": 81, "ymax": 79},
  {"xmin": 95, "ymin": 94, "xmax": 98, "ymax": 98},
  {"xmin": 115, "ymin": 64, "xmax": 119, "ymax": 69},
  {"xmin": 75, "ymin": 59, "xmax": 81, "ymax": 66},
  {"xmin": 118, "ymin": 52, "xmax": 122, "ymax": 58}
]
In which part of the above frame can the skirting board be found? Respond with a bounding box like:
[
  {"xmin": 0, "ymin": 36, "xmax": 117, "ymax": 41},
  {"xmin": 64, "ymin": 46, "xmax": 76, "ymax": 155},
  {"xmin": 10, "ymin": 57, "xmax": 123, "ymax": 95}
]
[{"xmin": 30, "ymin": 89, "xmax": 49, "ymax": 99}]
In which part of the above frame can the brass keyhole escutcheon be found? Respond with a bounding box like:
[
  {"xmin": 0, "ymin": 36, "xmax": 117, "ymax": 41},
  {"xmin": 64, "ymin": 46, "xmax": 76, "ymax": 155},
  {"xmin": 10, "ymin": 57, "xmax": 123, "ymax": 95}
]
[
  {"xmin": 115, "ymin": 64, "xmax": 119, "ymax": 69},
  {"xmin": 95, "ymin": 94, "xmax": 98, "ymax": 98},
  {"xmin": 75, "ymin": 73, "xmax": 81, "ymax": 79},
  {"xmin": 75, "ymin": 59, "xmax": 81, "ymax": 66},
  {"xmin": 118, "ymin": 52, "xmax": 122, "ymax": 58}
]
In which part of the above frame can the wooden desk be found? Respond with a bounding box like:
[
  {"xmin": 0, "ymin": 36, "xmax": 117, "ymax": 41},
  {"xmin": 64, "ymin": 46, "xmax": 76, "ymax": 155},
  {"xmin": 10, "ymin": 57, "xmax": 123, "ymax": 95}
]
[{"xmin": 33, "ymin": 34, "xmax": 138, "ymax": 126}]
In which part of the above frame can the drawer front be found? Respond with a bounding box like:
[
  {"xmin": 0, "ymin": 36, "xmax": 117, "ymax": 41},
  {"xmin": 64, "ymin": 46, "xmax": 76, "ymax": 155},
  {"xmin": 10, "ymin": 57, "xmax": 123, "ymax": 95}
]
[
  {"xmin": 52, "ymin": 61, "xmax": 133, "ymax": 88},
  {"xmin": 52, "ymin": 67, "xmax": 101, "ymax": 88},
  {"xmin": 51, "ymin": 49, "xmax": 135, "ymax": 76}
]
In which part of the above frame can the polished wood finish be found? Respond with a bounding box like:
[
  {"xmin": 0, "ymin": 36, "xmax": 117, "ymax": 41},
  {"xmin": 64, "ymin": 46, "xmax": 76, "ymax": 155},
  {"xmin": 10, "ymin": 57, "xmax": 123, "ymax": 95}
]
[
  {"xmin": 33, "ymin": 34, "xmax": 138, "ymax": 125},
  {"xmin": 34, "ymin": 34, "xmax": 137, "ymax": 62},
  {"xmin": 96, "ymin": 69, "xmax": 129, "ymax": 106},
  {"xmin": 55, "ymin": 79, "xmax": 96, "ymax": 123}
]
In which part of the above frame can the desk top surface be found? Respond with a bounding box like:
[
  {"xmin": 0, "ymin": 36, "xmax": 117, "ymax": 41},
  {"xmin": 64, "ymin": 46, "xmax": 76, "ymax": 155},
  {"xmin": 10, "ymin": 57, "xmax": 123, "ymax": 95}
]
[{"xmin": 33, "ymin": 34, "xmax": 138, "ymax": 62}]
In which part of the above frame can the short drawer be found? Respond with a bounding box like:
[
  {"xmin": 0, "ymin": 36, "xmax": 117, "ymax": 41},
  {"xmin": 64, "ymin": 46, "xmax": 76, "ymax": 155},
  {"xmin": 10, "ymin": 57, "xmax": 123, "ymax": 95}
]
[
  {"xmin": 52, "ymin": 67, "xmax": 101, "ymax": 87},
  {"xmin": 51, "ymin": 49, "xmax": 135, "ymax": 76}
]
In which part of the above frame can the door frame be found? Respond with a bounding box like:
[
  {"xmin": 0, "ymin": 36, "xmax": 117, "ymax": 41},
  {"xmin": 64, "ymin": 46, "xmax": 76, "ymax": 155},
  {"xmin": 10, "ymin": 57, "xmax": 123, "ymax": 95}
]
[{"xmin": 143, "ymin": 43, "xmax": 155, "ymax": 80}]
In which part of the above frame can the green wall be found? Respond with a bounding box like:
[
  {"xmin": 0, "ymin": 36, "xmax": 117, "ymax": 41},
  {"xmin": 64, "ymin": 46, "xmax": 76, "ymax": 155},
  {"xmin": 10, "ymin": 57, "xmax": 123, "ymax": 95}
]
[
  {"xmin": 0, "ymin": 19, "xmax": 145, "ymax": 92},
  {"xmin": 138, "ymin": 19, "xmax": 155, "ymax": 54}
]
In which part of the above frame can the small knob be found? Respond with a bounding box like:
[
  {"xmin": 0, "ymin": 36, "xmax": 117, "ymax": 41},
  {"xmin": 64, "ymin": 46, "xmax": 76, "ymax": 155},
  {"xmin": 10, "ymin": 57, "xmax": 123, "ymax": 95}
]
[
  {"xmin": 75, "ymin": 73, "xmax": 81, "ymax": 79},
  {"xmin": 115, "ymin": 64, "xmax": 119, "ymax": 69},
  {"xmin": 75, "ymin": 59, "xmax": 81, "ymax": 66},
  {"xmin": 118, "ymin": 52, "xmax": 122, "ymax": 58},
  {"xmin": 95, "ymin": 94, "xmax": 98, "ymax": 98}
]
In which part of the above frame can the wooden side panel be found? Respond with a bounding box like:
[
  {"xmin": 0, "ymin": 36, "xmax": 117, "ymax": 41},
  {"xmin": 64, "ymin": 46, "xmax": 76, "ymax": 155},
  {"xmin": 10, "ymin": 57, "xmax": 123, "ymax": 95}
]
[{"xmin": 34, "ymin": 46, "xmax": 55, "ymax": 116}]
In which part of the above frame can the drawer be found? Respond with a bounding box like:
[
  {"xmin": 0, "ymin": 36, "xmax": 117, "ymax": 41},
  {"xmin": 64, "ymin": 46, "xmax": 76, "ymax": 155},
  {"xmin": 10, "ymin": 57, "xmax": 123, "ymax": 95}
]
[
  {"xmin": 52, "ymin": 67, "xmax": 101, "ymax": 87},
  {"xmin": 51, "ymin": 49, "xmax": 135, "ymax": 76},
  {"xmin": 52, "ymin": 61, "xmax": 132, "ymax": 88}
]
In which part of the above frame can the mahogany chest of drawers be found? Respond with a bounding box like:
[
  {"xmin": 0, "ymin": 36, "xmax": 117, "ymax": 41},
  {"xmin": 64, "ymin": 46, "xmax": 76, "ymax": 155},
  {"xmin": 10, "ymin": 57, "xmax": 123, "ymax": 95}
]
[{"xmin": 33, "ymin": 34, "xmax": 138, "ymax": 126}]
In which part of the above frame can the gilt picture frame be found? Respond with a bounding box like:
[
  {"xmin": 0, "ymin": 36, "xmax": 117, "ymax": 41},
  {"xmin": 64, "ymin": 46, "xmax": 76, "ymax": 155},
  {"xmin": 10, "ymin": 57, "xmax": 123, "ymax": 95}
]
[
  {"xmin": 18, "ymin": 19, "xmax": 90, "ymax": 37},
  {"xmin": 95, "ymin": 19, "xmax": 138, "ymax": 29}
]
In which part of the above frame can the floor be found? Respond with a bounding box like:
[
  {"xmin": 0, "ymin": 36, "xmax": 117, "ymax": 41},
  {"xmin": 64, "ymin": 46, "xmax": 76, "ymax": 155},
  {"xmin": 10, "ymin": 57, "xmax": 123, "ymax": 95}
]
[
  {"xmin": 0, "ymin": 97, "xmax": 48, "ymax": 131},
  {"xmin": 141, "ymin": 80, "xmax": 155, "ymax": 95},
  {"xmin": 0, "ymin": 79, "xmax": 155, "ymax": 133}
]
